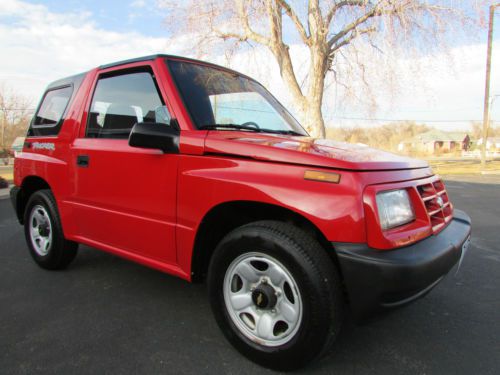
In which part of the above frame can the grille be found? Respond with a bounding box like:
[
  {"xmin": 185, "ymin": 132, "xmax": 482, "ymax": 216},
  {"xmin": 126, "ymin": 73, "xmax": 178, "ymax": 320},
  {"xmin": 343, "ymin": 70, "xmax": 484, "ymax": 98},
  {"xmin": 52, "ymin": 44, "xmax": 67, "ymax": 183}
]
[{"xmin": 417, "ymin": 179, "xmax": 453, "ymax": 233}]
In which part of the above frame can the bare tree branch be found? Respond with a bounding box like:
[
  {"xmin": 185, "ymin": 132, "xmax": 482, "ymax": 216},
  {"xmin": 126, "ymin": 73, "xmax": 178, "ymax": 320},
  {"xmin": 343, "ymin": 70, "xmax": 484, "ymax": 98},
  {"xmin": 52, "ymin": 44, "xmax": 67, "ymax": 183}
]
[
  {"xmin": 307, "ymin": 0, "xmax": 324, "ymax": 42},
  {"xmin": 276, "ymin": 0, "xmax": 310, "ymax": 45},
  {"xmin": 160, "ymin": 0, "xmax": 484, "ymax": 138},
  {"xmin": 262, "ymin": 0, "xmax": 306, "ymax": 108},
  {"xmin": 324, "ymin": 0, "xmax": 369, "ymax": 27},
  {"xmin": 0, "ymin": 85, "xmax": 31, "ymax": 151},
  {"xmin": 330, "ymin": 26, "xmax": 377, "ymax": 54},
  {"xmin": 236, "ymin": 0, "xmax": 271, "ymax": 46},
  {"xmin": 265, "ymin": 0, "xmax": 282, "ymax": 44},
  {"xmin": 327, "ymin": 1, "xmax": 384, "ymax": 48},
  {"xmin": 269, "ymin": 44, "xmax": 307, "ymax": 108}
]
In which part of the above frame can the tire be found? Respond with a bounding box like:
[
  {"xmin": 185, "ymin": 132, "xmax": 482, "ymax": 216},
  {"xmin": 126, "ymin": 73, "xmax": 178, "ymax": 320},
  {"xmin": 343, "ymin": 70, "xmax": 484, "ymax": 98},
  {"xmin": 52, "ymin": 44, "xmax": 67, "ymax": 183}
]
[
  {"xmin": 23, "ymin": 189, "xmax": 78, "ymax": 270},
  {"xmin": 208, "ymin": 220, "xmax": 343, "ymax": 371}
]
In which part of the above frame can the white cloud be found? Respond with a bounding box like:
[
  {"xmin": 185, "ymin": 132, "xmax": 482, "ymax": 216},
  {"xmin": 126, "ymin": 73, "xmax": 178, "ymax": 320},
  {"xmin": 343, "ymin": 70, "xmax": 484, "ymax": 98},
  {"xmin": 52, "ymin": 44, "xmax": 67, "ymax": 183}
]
[
  {"xmin": 199, "ymin": 41, "xmax": 499, "ymax": 131},
  {"xmin": 361, "ymin": 41, "xmax": 500, "ymax": 130},
  {"xmin": 0, "ymin": 0, "xmax": 182, "ymax": 102},
  {"xmin": 0, "ymin": 0, "xmax": 497, "ymax": 131},
  {"xmin": 129, "ymin": 0, "xmax": 148, "ymax": 21},
  {"xmin": 130, "ymin": 0, "xmax": 147, "ymax": 8}
]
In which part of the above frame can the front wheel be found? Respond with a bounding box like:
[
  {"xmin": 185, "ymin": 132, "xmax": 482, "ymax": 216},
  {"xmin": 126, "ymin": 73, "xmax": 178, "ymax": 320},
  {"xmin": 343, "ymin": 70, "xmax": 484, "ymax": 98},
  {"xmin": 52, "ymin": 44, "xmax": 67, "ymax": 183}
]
[{"xmin": 208, "ymin": 221, "xmax": 343, "ymax": 371}]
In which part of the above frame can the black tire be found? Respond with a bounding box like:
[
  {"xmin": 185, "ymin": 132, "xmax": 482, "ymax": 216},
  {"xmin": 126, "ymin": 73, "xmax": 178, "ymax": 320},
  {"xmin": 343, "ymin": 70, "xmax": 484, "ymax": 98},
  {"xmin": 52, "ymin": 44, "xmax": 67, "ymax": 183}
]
[
  {"xmin": 23, "ymin": 189, "xmax": 78, "ymax": 270},
  {"xmin": 208, "ymin": 220, "xmax": 343, "ymax": 371}
]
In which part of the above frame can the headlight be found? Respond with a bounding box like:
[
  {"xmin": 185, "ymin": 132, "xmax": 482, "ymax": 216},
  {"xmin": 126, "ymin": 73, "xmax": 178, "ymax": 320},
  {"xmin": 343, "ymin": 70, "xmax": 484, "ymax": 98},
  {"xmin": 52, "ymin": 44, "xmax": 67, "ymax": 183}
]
[{"xmin": 376, "ymin": 189, "xmax": 415, "ymax": 230}]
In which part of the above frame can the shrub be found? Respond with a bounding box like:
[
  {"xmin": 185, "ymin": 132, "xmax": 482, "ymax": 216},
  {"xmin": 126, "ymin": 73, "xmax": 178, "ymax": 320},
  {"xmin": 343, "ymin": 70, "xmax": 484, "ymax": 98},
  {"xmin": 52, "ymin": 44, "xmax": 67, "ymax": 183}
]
[{"xmin": 0, "ymin": 176, "xmax": 8, "ymax": 189}]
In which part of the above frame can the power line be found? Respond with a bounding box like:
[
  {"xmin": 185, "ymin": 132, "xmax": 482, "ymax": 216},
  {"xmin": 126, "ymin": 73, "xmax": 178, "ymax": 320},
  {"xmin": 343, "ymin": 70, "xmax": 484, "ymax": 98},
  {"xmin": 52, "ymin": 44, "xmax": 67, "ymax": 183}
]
[
  {"xmin": 191, "ymin": 103, "xmax": 499, "ymax": 124},
  {"xmin": 0, "ymin": 108, "xmax": 35, "ymax": 111},
  {"xmin": 332, "ymin": 116, "xmax": 500, "ymax": 123}
]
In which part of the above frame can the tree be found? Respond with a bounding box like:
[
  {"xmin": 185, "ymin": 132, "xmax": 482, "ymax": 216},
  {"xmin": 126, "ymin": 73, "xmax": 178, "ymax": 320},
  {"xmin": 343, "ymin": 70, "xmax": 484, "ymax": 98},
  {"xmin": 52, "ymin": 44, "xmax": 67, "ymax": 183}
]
[
  {"xmin": 161, "ymin": 0, "xmax": 482, "ymax": 138},
  {"xmin": 471, "ymin": 121, "xmax": 500, "ymax": 141},
  {"xmin": 326, "ymin": 121, "xmax": 429, "ymax": 151},
  {"xmin": 0, "ymin": 85, "xmax": 32, "ymax": 155}
]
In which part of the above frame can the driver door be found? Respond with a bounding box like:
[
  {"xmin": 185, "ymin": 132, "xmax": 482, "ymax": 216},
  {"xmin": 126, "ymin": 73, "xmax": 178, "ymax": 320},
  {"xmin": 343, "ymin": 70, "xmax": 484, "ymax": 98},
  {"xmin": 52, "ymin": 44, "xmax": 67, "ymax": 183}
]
[{"xmin": 69, "ymin": 65, "xmax": 178, "ymax": 264}]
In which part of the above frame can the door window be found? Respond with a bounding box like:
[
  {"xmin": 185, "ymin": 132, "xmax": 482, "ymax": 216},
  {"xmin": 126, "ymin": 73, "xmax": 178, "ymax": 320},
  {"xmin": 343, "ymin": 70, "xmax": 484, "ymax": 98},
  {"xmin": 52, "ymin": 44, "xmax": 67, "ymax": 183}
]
[{"xmin": 87, "ymin": 70, "xmax": 170, "ymax": 139}]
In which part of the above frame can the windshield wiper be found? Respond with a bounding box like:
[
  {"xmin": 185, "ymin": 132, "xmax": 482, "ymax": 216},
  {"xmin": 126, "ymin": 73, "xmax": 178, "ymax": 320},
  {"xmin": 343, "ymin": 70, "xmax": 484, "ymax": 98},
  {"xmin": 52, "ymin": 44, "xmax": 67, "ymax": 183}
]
[
  {"xmin": 199, "ymin": 124, "xmax": 305, "ymax": 137},
  {"xmin": 199, "ymin": 124, "xmax": 261, "ymax": 132},
  {"xmin": 260, "ymin": 129, "xmax": 305, "ymax": 136}
]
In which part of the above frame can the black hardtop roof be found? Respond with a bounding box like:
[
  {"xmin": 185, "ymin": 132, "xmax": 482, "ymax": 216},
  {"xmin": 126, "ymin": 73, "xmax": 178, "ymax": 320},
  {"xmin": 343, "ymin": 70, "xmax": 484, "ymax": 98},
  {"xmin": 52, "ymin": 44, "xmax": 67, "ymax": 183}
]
[
  {"xmin": 98, "ymin": 54, "xmax": 251, "ymax": 79},
  {"xmin": 46, "ymin": 54, "xmax": 254, "ymax": 91},
  {"xmin": 47, "ymin": 72, "xmax": 86, "ymax": 90},
  {"xmin": 98, "ymin": 54, "xmax": 225, "ymax": 70}
]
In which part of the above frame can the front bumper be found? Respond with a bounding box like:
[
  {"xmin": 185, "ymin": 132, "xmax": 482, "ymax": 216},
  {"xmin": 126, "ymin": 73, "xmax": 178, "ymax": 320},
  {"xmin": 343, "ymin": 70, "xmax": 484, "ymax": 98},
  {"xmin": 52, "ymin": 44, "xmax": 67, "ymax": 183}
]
[{"xmin": 334, "ymin": 209, "xmax": 471, "ymax": 320}]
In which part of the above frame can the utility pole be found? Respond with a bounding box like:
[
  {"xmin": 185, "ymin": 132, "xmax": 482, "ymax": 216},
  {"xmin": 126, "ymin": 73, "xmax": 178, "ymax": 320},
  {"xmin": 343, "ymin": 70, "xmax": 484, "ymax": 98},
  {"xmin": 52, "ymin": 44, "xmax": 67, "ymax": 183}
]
[
  {"xmin": 481, "ymin": 3, "xmax": 500, "ymax": 169},
  {"xmin": 0, "ymin": 108, "xmax": 5, "ymax": 152}
]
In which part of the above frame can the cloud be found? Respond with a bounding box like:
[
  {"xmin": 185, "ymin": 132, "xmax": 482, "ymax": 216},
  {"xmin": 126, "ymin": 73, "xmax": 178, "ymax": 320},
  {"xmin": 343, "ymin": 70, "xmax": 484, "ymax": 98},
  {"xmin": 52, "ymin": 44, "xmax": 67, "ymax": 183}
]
[
  {"xmin": 129, "ymin": 0, "xmax": 148, "ymax": 20},
  {"xmin": 130, "ymin": 0, "xmax": 147, "ymax": 8},
  {"xmin": 199, "ymin": 40, "xmax": 499, "ymax": 130},
  {"xmin": 0, "ymin": 0, "xmax": 497, "ymax": 131},
  {"xmin": 358, "ymin": 41, "xmax": 500, "ymax": 130},
  {"xmin": 0, "ymin": 0, "xmax": 182, "ymax": 101}
]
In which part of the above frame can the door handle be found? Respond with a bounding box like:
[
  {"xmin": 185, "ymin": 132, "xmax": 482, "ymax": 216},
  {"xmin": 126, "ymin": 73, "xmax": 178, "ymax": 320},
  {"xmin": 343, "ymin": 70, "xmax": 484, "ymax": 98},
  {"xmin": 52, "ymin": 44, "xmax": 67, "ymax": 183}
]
[{"xmin": 77, "ymin": 155, "xmax": 89, "ymax": 168}]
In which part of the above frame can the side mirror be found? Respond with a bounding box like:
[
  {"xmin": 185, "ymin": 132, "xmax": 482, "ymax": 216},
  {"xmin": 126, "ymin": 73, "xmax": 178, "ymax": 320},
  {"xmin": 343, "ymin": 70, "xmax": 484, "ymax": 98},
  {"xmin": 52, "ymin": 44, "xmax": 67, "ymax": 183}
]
[{"xmin": 129, "ymin": 122, "xmax": 180, "ymax": 153}]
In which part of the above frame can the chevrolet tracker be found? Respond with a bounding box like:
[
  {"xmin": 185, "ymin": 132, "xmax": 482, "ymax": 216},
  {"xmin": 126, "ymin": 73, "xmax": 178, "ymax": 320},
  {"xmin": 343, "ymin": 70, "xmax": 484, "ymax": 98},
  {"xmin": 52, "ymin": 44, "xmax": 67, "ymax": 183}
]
[{"xmin": 10, "ymin": 54, "xmax": 471, "ymax": 371}]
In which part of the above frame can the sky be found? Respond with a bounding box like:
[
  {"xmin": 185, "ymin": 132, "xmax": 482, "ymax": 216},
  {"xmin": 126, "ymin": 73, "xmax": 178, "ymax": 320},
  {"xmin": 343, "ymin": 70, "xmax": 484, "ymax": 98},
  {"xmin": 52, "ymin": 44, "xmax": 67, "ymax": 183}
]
[{"xmin": 0, "ymin": 0, "xmax": 499, "ymax": 131}]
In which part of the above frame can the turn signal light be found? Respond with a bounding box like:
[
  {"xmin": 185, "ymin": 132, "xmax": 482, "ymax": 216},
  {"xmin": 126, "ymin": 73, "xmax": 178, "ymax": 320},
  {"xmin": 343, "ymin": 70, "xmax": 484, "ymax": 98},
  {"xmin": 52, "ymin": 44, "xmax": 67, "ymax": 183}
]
[{"xmin": 304, "ymin": 170, "xmax": 341, "ymax": 184}]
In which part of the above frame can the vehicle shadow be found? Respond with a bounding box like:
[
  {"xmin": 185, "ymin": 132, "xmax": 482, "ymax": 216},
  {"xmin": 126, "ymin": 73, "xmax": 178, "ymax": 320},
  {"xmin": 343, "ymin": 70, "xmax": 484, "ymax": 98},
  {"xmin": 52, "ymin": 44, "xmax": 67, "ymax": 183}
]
[{"xmin": 67, "ymin": 228, "xmax": 496, "ymax": 375}]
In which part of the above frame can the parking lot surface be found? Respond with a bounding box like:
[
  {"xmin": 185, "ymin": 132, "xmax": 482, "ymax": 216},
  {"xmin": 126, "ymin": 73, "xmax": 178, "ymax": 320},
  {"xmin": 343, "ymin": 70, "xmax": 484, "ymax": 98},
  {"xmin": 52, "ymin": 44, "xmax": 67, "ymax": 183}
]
[{"xmin": 0, "ymin": 176, "xmax": 499, "ymax": 374}]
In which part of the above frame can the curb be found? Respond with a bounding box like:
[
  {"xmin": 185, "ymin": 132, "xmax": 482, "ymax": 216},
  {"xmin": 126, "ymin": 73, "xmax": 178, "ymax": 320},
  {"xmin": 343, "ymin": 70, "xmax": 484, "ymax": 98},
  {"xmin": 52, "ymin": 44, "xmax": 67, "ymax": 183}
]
[
  {"xmin": 481, "ymin": 170, "xmax": 500, "ymax": 175},
  {"xmin": 0, "ymin": 185, "xmax": 12, "ymax": 200}
]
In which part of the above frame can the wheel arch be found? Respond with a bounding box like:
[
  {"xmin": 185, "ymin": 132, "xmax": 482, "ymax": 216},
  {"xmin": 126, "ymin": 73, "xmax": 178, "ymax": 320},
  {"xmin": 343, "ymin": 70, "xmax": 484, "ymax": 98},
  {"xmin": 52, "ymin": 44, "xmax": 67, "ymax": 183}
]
[
  {"xmin": 14, "ymin": 176, "xmax": 52, "ymax": 224},
  {"xmin": 190, "ymin": 200, "xmax": 342, "ymax": 283}
]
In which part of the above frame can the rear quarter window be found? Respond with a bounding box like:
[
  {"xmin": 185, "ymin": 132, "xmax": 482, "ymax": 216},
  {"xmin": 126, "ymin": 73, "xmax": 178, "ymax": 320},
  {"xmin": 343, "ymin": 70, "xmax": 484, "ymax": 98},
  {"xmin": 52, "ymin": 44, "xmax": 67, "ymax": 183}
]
[{"xmin": 28, "ymin": 85, "xmax": 73, "ymax": 137}]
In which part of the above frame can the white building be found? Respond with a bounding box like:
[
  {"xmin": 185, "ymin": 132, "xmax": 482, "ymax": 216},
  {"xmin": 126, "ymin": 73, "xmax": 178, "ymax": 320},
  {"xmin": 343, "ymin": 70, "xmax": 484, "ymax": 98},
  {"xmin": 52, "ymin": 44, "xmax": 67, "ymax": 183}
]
[{"xmin": 476, "ymin": 137, "xmax": 500, "ymax": 150}]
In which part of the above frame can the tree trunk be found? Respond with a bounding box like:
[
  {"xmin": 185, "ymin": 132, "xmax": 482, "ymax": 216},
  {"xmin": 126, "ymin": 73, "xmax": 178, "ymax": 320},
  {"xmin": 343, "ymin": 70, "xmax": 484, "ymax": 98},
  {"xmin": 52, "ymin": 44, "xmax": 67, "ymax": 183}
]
[
  {"xmin": 0, "ymin": 113, "xmax": 5, "ymax": 150},
  {"xmin": 300, "ymin": 98, "xmax": 325, "ymax": 138},
  {"xmin": 302, "ymin": 44, "xmax": 327, "ymax": 139}
]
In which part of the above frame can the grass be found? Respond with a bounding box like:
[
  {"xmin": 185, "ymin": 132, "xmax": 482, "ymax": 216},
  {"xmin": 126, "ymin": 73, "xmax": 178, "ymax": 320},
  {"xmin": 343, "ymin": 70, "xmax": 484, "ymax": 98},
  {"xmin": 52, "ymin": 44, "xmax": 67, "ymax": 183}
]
[
  {"xmin": 0, "ymin": 173, "xmax": 13, "ymax": 184},
  {"xmin": 427, "ymin": 160, "xmax": 500, "ymax": 175},
  {"xmin": 0, "ymin": 165, "xmax": 13, "ymax": 183}
]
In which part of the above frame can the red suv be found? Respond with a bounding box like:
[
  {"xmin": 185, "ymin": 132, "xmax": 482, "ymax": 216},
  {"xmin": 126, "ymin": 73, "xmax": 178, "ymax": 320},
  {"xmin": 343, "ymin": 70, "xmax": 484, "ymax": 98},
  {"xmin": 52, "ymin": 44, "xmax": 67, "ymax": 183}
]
[{"xmin": 10, "ymin": 55, "xmax": 471, "ymax": 370}]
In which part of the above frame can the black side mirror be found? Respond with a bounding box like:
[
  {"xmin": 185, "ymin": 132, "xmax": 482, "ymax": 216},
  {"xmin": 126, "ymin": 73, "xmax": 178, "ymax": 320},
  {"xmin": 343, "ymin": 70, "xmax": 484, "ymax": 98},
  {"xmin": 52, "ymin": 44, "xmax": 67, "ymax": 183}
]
[{"xmin": 129, "ymin": 122, "xmax": 180, "ymax": 153}]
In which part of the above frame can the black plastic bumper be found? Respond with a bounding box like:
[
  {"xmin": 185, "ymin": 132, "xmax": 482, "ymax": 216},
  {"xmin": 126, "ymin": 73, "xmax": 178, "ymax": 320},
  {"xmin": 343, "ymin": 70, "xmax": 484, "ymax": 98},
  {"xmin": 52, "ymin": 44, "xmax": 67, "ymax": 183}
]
[{"xmin": 334, "ymin": 209, "xmax": 471, "ymax": 320}]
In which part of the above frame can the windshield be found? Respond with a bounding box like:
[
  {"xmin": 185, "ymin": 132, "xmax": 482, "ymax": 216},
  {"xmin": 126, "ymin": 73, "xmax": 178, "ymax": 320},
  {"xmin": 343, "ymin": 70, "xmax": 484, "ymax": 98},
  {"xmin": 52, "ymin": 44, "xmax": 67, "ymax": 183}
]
[{"xmin": 167, "ymin": 60, "xmax": 308, "ymax": 136}]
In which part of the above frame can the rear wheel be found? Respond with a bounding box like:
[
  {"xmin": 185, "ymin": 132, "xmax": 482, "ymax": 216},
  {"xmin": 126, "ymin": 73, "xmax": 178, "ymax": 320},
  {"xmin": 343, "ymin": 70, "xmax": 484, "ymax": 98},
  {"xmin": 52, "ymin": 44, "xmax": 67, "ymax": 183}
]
[
  {"xmin": 24, "ymin": 189, "xmax": 78, "ymax": 270},
  {"xmin": 208, "ymin": 221, "xmax": 343, "ymax": 371}
]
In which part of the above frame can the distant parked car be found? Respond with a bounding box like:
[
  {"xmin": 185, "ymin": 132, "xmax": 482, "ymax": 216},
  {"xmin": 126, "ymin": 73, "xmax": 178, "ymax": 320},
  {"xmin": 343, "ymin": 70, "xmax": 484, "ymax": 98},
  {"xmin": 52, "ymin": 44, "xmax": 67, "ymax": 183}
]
[
  {"xmin": 11, "ymin": 137, "xmax": 25, "ymax": 158},
  {"xmin": 0, "ymin": 176, "xmax": 8, "ymax": 189}
]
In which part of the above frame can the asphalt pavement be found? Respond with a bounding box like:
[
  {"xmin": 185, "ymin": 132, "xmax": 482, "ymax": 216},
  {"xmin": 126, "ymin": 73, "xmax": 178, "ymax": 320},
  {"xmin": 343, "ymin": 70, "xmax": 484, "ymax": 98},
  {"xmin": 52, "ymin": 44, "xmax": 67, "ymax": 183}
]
[{"xmin": 0, "ymin": 176, "xmax": 499, "ymax": 374}]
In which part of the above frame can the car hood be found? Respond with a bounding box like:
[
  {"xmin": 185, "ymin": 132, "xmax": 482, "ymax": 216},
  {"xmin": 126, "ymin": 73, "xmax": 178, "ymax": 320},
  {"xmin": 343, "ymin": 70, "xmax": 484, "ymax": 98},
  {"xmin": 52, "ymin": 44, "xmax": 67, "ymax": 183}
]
[{"xmin": 204, "ymin": 132, "xmax": 429, "ymax": 171}]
